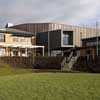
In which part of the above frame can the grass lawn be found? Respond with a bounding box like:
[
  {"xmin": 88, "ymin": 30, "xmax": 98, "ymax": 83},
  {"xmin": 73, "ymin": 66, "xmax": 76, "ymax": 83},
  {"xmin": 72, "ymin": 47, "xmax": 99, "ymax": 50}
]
[
  {"xmin": 0, "ymin": 62, "xmax": 33, "ymax": 76},
  {"xmin": 0, "ymin": 62, "xmax": 100, "ymax": 100},
  {"xmin": 0, "ymin": 72, "xmax": 100, "ymax": 100}
]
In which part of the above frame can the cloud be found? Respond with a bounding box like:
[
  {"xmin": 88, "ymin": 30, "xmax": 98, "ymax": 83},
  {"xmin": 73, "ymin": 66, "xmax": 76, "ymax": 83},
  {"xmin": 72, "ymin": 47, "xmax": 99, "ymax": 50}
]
[{"xmin": 0, "ymin": 0, "xmax": 100, "ymax": 26}]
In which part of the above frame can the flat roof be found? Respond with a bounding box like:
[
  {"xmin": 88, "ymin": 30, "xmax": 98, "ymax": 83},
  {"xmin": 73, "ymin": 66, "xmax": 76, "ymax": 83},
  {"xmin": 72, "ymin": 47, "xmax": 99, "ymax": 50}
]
[
  {"xmin": 0, "ymin": 43, "xmax": 44, "ymax": 48},
  {"xmin": 0, "ymin": 28, "xmax": 33, "ymax": 36},
  {"xmin": 82, "ymin": 36, "xmax": 100, "ymax": 41}
]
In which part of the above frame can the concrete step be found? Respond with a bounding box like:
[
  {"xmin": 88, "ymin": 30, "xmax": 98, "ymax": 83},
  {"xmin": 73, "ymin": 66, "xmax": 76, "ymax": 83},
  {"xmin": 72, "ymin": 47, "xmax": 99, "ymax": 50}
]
[{"xmin": 62, "ymin": 63, "xmax": 71, "ymax": 71}]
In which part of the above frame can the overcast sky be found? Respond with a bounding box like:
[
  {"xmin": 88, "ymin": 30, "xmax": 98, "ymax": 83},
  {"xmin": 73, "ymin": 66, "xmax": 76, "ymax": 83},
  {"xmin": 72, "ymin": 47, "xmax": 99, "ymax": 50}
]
[{"xmin": 0, "ymin": 0, "xmax": 100, "ymax": 27}]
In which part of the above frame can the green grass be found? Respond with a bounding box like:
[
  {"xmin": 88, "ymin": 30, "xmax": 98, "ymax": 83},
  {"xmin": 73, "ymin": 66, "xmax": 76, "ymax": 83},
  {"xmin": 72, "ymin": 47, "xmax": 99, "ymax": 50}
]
[
  {"xmin": 0, "ymin": 62, "xmax": 100, "ymax": 100},
  {"xmin": 0, "ymin": 62, "xmax": 33, "ymax": 76},
  {"xmin": 0, "ymin": 73, "xmax": 100, "ymax": 100}
]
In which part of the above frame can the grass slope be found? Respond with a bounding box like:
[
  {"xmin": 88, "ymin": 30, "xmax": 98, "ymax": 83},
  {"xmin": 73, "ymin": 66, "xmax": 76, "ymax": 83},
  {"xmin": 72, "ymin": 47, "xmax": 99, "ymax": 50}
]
[
  {"xmin": 0, "ymin": 62, "xmax": 32, "ymax": 76},
  {"xmin": 0, "ymin": 73, "xmax": 100, "ymax": 100}
]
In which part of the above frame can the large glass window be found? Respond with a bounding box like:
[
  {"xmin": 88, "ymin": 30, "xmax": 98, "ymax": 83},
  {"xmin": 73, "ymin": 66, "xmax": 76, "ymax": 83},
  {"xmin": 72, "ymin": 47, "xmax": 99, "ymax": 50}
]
[
  {"xmin": 0, "ymin": 34, "xmax": 5, "ymax": 42},
  {"xmin": 13, "ymin": 37, "xmax": 19, "ymax": 42},
  {"xmin": 20, "ymin": 37, "xmax": 25, "ymax": 42},
  {"xmin": 63, "ymin": 31, "xmax": 73, "ymax": 45},
  {"xmin": 63, "ymin": 34, "xmax": 69, "ymax": 45},
  {"xmin": 13, "ymin": 49, "xmax": 18, "ymax": 56},
  {"xmin": 0, "ymin": 48, "xmax": 5, "ymax": 56},
  {"xmin": 27, "ymin": 38, "xmax": 31, "ymax": 42}
]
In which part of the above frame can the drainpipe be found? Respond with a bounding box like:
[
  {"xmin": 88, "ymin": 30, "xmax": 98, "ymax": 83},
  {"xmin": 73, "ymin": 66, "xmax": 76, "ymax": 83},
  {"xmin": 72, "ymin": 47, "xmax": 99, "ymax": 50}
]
[
  {"xmin": 96, "ymin": 21, "xmax": 99, "ymax": 56},
  {"xmin": 48, "ymin": 31, "xmax": 50, "ymax": 56}
]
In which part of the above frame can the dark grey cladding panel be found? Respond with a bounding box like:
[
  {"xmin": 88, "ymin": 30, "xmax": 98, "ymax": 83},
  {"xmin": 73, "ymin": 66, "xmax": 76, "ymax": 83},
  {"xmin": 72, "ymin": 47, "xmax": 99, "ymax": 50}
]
[
  {"xmin": 49, "ymin": 30, "xmax": 61, "ymax": 50},
  {"xmin": 36, "ymin": 32, "xmax": 48, "ymax": 50},
  {"xmin": 36, "ymin": 30, "xmax": 61, "ymax": 51}
]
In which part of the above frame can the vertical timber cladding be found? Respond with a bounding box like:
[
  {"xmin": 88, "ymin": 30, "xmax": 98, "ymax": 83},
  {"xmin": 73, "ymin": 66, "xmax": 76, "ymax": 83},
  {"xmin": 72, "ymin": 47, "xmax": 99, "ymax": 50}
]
[
  {"xmin": 10, "ymin": 23, "xmax": 50, "ymax": 34},
  {"xmin": 11, "ymin": 23, "xmax": 84, "ymax": 47},
  {"xmin": 48, "ymin": 24, "xmax": 81, "ymax": 47}
]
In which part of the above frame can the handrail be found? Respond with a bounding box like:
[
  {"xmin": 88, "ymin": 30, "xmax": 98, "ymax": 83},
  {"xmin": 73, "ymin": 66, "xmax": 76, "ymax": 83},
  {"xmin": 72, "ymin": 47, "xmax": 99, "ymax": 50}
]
[
  {"xmin": 68, "ymin": 51, "xmax": 80, "ymax": 67},
  {"xmin": 67, "ymin": 52, "xmax": 73, "ymax": 62},
  {"xmin": 61, "ymin": 57, "xmax": 66, "ymax": 68}
]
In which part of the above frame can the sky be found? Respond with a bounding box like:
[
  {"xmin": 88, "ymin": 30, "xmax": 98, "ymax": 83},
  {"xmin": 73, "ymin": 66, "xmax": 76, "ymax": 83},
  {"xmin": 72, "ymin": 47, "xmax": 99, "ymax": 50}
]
[{"xmin": 0, "ymin": 0, "xmax": 100, "ymax": 27}]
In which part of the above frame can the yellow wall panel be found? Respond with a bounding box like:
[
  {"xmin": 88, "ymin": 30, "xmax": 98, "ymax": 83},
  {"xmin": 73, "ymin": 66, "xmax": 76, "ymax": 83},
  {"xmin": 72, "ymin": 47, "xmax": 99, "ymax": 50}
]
[
  {"xmin": 5, "ymin": 34, "xmax": 13, "ymax": 44},
  {"xmin": 4, "ymin": 33, "xmax": 32, "ymax": 46}
]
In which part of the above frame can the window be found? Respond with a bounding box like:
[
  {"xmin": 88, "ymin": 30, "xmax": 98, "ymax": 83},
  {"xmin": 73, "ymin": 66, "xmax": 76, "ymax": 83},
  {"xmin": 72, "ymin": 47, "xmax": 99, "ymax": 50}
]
[
  {"xmin": 0, "ymin": 34, "xmax": 5, "ymax": 42},
  {"xmin": 13, "ymin": 49, "xmax": 18, "ymax": 56},
  {"xmin": 21, "ymin": 49, "xmax": 25, "ymax": 55},
  {"xmin": 63, "ymin": 34, "xmax": 69, "ymax": 45},
  {"xmin": 20, "ymin": 37, "xmax": 25, "ymax": 42},
  {"xmin": 13, "ymin": 37, "xmax": 19, "ymax": 42},
  {"xmin": 27, "ymin": 38, "xmax": 31, "ymax": 42},
  {"xmin": 86, "ymin": 49, "xmax": 91, "ymax": 55},
  {"xmin": 63, "ymin": 31, "xmax": 73, "ymax": 45},
  {"xmin": 13, "ymin": 51, "xmax": 18, "ymax": 56},
  {"xmin": 0, "ymin": 48, "xmax": 5, "ymax": 56}
]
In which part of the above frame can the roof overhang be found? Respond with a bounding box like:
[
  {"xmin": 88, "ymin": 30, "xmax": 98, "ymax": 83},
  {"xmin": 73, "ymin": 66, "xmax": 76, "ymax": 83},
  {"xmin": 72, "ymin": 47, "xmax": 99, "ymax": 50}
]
[
  {"xmin": 0, "ymin": 28, "xmax": 33, "ymax": 36},
  {"xmin": 0, "ymin": 43, "xmax": 44, "ymax": 48}
]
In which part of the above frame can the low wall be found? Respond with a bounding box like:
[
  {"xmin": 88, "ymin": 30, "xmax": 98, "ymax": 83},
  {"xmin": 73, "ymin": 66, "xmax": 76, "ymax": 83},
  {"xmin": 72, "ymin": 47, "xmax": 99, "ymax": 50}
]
[
  {"xmin": 0, "ymin": 56, "xmax": 64, "ymax": 70},
  {"xmin": 34, "ymin": 56, "xmax": 64, "ymax": 69},
  {"xmin": 73, "ymin": 56, "xmax": 100, "ymax": 73},
  {"xmin": 0, "ymin": 56, "xmax": 34, "ymax": 68}
]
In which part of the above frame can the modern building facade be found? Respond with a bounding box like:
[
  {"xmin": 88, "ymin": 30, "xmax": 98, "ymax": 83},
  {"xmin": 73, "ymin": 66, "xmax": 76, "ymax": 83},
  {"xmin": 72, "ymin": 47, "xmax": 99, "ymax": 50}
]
[
  {"xmin": 11, "ymin": 23, "xmax": 100, "ymax": 46},
  {"xmin": 82, "ymin": 36, "xmax": 100, "ymax": 56},
  {"xmin": 0, "ymin": 28, "xmax": 44, "ymax": 56},
  {"xmin": 10, "ymin": 23, "xmax": 81, "ymax": 47},
  {"xmin": 10, "ymin": 23, "xmax": 100, "ymax": 56},
  {"xmin": 36, "ymin": 29, "xmax": 74, "ymax": 56}
]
